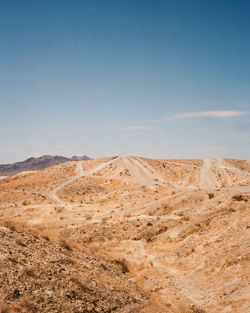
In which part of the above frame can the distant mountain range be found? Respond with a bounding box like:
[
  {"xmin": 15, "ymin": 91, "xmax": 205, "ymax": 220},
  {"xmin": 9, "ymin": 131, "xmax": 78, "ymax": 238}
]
[{"xmin": 0, "ymin": 155, "xmax": 91, "ymax": 176}]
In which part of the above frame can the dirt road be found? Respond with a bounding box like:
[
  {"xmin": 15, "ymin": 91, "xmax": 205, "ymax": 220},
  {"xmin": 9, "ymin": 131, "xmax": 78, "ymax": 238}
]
[{"xmin": 1, "ymin": 156, "xmax": 249, "ymax": 313}]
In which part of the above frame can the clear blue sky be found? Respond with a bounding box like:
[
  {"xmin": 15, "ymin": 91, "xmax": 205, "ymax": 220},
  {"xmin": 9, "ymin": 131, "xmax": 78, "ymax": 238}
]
[{"xmin": 0, "ymin": 0, "xmax": 249, "ymax": 162}]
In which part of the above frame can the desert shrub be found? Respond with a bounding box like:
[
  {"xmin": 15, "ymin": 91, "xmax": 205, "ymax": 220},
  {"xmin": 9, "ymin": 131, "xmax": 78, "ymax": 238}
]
[
  {"xmin": 113, "ymin": 259, "xmax": 129, "ymax": 274},
  {"xmin": 16, "ymin": 240, "xmax": 26, "ymax": 247},
  {"xmin": 39, "ymin": 230, "xmax": 60, "ymax": 243},
  {"xmin": 60, "ymin": 237, "xmax": 81, "ymax": 251},
  {"xmin": 22, "ymin": 267, "xmax": 37, "ymax": 279},
  {"xmin": 60, "ymin": 239, "xmax": 73, "ymax": 251},
  {"xmin": 208, "ymin": 193, "xmax": 215, "ymax": 199},
  {"xmin": 8, "ymin": 256, "xmax": 19, "ymax": 264},
  {"xmin": 190, "ymin": 304, "xmax": 207, "ymax": 313},
  {"xmin": 232, "ymin": 194, "xmax": 247, "ymax": 202}
]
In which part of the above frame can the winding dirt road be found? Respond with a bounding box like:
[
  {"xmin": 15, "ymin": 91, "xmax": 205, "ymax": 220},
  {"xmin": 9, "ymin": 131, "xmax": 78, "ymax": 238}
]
[
  {"xmin": 47, "ymin": 161, "xmax": 84, "ymax": 204},
  {"xmin": 3, "ymin": 156, "xmax": 248, "ymax": 313}
]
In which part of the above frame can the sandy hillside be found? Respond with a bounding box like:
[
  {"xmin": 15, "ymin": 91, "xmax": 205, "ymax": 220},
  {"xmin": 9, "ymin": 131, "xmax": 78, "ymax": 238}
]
[
  {"xmin": 0, "ymin": 156, "xmax": 249, "ymax": 313},
  {"xmin": 0, "ymin": 225, "xmax": 156, "ymax": 313}
]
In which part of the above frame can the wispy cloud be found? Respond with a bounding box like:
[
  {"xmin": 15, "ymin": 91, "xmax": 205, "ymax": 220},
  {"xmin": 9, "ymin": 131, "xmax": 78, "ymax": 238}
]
[
  {"xmin": 118, "ymin": 126, "xmax": 154, "ymax": 131},
  {"xmin": 151, "ymin": 110, "xmax": 247, "ymax": 123},
  {"xmin": 175, "ymin": 110, "xmax": 246, "ymax": 118}
]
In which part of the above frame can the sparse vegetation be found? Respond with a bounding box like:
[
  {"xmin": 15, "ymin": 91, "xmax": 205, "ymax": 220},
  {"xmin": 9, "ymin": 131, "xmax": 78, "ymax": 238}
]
[
  {"xmin": 208, "ymin": 192, "xmax": 215, "ymax": 199},
  {"xmin": 0, "ymin": 226, "xmax": 155, "ymax": 313},
  {"xmin": 22, "ymin": 267, "xmax": 37, "ymax": 279},
  {"xmin": 113, "ymin": 259, "xmax": 129, "ymax": 274},
  {"xmin": 60, "ymin": 238, "xmax": 73, "ymax": 251},
  {"xmin": 232, "ymin": 194, "xmax": 248, "ymax": 202}
]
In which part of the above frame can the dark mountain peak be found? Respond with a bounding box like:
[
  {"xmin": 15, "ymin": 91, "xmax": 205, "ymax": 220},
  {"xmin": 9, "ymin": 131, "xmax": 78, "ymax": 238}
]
[
  {"xmin": 70, "ymin": 155, "xmax": 91, "ymax": 161},
  {"xmin": 25, "ymin": 157, "xmax": 35, "ymax": 162},
  {"xmin": 0, "ymin": 154, "xmax": 91, "ymax": 176}
]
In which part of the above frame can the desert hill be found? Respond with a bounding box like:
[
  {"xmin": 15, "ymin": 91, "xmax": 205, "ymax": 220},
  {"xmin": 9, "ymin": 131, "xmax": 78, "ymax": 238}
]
[
  {"xmin": 0, "ymin": 226, "xmax": 156, "ymax": 313},
  {"xmin": 0, "ymin": 155, "xmax": 91, "ymax": 176},
  {"xmin": 0, "ymin": 156, "xmax": 249, "ymax": 312}
]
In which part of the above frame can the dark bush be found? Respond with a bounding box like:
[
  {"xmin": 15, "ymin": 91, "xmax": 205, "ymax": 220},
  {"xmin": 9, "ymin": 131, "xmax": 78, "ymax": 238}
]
[
  {"xmin": 208, "ymin": 193, "xmax": 215, "ymax": 199},
  {"xmin": 232, "ymin": 195, "xmax": 248, "ymax": 202}
]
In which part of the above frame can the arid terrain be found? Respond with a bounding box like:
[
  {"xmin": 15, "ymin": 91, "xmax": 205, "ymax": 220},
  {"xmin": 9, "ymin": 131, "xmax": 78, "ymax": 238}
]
[{"xmin": 0, "ymin": 156, "xmax": 249, "ymax": 313}]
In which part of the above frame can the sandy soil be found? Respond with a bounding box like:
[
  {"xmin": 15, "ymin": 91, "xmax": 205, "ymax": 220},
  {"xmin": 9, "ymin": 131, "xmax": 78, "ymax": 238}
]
[{"xmin": 0, "ymin": 156, "xmax": 249, "ymax": 313}]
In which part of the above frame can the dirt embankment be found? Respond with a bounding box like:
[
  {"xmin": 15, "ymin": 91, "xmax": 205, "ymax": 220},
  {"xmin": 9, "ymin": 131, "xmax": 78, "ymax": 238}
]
[{"xmin": 0, "ymin": 225, "xmax": 158, "ymax": 313}]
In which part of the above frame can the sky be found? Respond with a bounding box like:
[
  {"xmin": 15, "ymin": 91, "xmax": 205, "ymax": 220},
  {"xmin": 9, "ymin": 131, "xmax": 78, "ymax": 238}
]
[{"xmin": 0, "ymin": 0, "xmax": 249, "ymax": 163}]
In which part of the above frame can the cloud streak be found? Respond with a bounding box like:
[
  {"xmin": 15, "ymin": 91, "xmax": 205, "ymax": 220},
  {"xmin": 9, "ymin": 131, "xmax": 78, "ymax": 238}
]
[
  {"xmin": 175, "ymin": 110, "xmax": 246, "ymax": 119},
  {"xmin": 118, "ymin": 126, "xmax": 154, "ymax": 131},
  {"xmin": 151, "ymin": 110, "xmax": 247, "ymax": 123}
]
